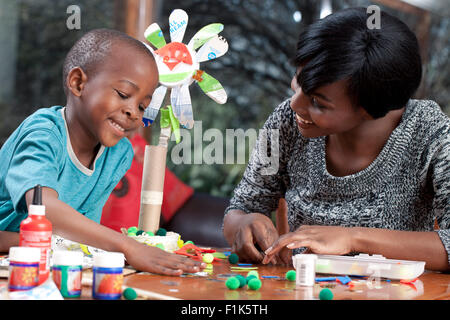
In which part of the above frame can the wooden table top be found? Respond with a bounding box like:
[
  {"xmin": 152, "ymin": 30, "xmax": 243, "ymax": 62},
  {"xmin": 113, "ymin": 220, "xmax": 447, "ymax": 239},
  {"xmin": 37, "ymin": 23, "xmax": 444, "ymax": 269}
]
[
  {"xmin": 78, "ymin": 257, "xmax": 449, "ymax": 300},
  {"xmin": 2, "ymin": 251, "xmax": 449, "ymax": 300}
]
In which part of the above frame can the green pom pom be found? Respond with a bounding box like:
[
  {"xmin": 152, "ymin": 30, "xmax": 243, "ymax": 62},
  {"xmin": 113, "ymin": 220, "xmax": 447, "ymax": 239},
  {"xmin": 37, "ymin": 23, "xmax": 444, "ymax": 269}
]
[
  {"xmin": 136, "ymin": 230, "xmax": 145, "ymax": 236},
  {"xmin": 248, "ymin": 278, "xmax": 262, "ymax": 291},
  {"xmin": 225, "ymin": 277, "xmax": 240, "ymax": 290},
  {"xmin": 246, "ymin": 275, "xmax": 257, "ymax": 284},
  {"xmin": 235, "ymin": 275, "xmax": 246, "ymax": 288},
  {"xmin": 146, "ymin": 231, "xmax": 154, "ymax": 236},
  {"xmin": 156, "ymin": 243, "xmax": 165, "ymax": 250},
  {"xmin": 319, "ymin": 288, "xmax": 334, "ymax": 300},
  {"xmin": 185, "ymin": 240, "xmax": 194, "ymax": 245},
  {"xmin": 247, "ymin": 270, "xmax": 259, "ymax": 278},
  {"xmin": 156, "ymin": 228, "xmax": 167, "ymax": 236},
  {"xmin": 127, "ymin": 226, "xmax": 138, "ymax": 234},
  {"xmin": 123, "ymin": 287, "xmax": 137, "ymax": 300},
  {"xmin": 128, "ymin": 232, "xmax": 137, "ymax": 237},
  {"xmin": 228, "ymin": 253, "xmax": 239, "ymax": 264},
  {"xmin": 285, "ymin": 270, "xmax": 296, "ymax": 282}
]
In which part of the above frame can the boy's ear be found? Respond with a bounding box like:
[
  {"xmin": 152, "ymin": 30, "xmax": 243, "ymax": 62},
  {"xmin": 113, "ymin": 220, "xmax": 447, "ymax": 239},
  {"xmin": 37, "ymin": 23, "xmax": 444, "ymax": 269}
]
[{"xmin": 67, "ymin": 67, "xmax": 88, "ymax": 97}]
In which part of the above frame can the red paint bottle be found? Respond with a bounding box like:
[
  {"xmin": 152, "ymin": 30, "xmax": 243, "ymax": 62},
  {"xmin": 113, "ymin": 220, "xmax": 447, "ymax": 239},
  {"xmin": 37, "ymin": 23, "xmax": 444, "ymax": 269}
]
[{"xmin": 19, "ymin": 185, "xmax": 52, "ymax": 285}]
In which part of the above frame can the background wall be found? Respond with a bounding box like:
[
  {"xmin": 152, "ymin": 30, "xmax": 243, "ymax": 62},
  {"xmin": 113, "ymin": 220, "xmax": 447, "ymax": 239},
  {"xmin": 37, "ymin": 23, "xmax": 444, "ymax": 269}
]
[{"xmin": 0, "ymin": 0, "xmax": 448, "ymax": 198}]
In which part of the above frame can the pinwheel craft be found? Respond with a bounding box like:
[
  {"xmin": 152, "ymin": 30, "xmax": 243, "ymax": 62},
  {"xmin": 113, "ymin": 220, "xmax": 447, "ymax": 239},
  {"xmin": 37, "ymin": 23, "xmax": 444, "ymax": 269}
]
[
  {"xmin": 142, "ymin": 8, "xmax": 228, "ymax": 132},
  {"xmin": 136, "ymin": 9, "xmax": 229, "ymax": 234}
]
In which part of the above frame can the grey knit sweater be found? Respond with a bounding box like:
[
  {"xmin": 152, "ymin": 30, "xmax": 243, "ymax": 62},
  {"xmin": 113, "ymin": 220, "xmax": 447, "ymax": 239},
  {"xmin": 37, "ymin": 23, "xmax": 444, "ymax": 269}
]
[{"xmin": 225, "ymin": 99, "xmax": 450, "ymax": 265}]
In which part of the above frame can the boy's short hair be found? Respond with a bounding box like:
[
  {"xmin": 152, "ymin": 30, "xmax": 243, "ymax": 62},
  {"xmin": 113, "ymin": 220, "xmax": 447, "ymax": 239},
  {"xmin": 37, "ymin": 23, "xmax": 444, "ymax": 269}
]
[
  {"xmin": 62, "ymin": 28, "xmax": 154, "ymax": 95},
  {"xmin": 293, "ymin": 7, "xmax": 422, "ymax": 118}
]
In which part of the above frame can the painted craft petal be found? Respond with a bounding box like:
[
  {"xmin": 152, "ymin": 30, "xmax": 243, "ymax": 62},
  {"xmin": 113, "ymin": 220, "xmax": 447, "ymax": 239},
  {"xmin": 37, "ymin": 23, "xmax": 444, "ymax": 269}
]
[
  {"xmin": 144, "ymin": 23, "xmax": 167, "ymax": 49},
  {"xmin": 169, "ymin": 9, "xmax": 188, "ymax": 43},
  {"xmin": 187, "ymin": 23, "xmax": 224, "ymax": 50},
  {"xmin": 195, "ymin": 35, "xmax": 228, "ymax": 63},
  {"xmin": 171, "ymin": 85, "xmax": 194, "ymax": 129},
  {"xmin": 194, "ymin": 70, "xmax": 227, "ymax": 104},
  {"xmin": 142, "ymin": 85, "xmax": 167, "ymax": 126}
]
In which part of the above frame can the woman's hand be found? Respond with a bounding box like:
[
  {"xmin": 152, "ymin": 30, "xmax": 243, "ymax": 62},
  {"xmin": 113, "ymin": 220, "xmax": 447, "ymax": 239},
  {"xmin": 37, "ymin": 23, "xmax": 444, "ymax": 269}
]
[
  {"xmin": 263, "ymin": 225, "xmax": 355, "ymax": 264},
  {"xmin": 230, "ymin": 212, "xmax": 281, "ymax": 263}
]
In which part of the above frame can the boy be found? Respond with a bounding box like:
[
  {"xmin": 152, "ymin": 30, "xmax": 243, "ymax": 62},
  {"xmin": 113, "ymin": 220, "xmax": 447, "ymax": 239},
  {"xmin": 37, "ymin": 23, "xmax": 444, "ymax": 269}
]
[
  {"xmin": 0, "ymin": 29, "xmax": 205, "ymax": 275},
  {"xmin": 223, "ymin": 8, "xmax": 449, "ymax": 271}
]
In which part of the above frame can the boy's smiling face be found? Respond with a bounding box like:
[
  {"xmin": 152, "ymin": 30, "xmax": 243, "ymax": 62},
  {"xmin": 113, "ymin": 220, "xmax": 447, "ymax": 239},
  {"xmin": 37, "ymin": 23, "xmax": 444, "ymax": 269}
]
[{"xmin": 68, "ymin": 42, "xmax": 159, "ymax": 148}]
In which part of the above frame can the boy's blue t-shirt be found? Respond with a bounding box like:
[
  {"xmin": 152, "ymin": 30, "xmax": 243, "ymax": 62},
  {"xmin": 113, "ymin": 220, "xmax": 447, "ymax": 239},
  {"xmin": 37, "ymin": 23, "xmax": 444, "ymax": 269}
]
[{"xmin": 0, "ymin": 106, "xmax": 133, "ymax": 231}]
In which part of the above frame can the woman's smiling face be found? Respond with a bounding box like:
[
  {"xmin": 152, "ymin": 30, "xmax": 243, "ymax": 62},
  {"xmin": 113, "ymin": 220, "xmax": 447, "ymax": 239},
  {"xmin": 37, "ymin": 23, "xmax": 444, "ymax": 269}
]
[{"xmin": 289, "ymin": 68, "xmax": 370, "ymax": 138}]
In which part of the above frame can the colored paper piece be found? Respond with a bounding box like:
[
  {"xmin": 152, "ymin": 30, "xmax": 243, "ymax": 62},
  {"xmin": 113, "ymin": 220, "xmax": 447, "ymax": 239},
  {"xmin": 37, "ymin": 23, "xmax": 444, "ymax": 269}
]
[
  {"xmin": 143, "ymin": 86, "xmax": 167, "ymax": 127},
  {"xmin": 212, "ymin": 252, "xmax": 228, "ymax": 259},
  {"xmin": 194, "ymin": 70, "xmax": 227, "ymax": 104},
  {"xmin": 336, "ymin": 276, "xmax": 352, "ymax": 285},
  {"xmin": 195, "ymin": 35, "xmax": 229, "ymax": 63},
  {"xmin": 145, "ymin": 23, "xmax": 167, "ymax": 49},
  {"xmin": 160, "ymin": 105, "xmax": 181, "ymax": 143},
  {"xmin": 7, "ymin": 278, "xmax": 63, "ymax": 300},
  {"xmin": 169, "ymin": 9, "xmax": 188, "ymax": 43},
  {"xmin": 171, "ymin": 84, "xmax": 194, "ymax": 129},
  {"xmin": 155, "ymin": 42, "xmax": 193, "ymax": 71},
  {"xmin": 188, "ymin": 23, "xmax": 224, "ymax": 50}
]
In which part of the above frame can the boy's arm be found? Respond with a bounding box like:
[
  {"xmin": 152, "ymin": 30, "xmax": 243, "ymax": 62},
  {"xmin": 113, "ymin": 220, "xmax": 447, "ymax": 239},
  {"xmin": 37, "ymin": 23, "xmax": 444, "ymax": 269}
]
[
  {"xmin": 25, "ymin": 187, "xmax": 205, "ymax": 275},
  {"xmin": 0, "ymin": 231, "xmax": 19, "ymax": 253}
]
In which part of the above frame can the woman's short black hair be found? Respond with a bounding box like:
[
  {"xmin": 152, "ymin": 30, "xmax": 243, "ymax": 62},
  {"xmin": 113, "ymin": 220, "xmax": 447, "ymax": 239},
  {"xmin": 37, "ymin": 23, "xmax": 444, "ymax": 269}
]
[{"xmin": 293, "ymin": 7, "xmax": 422, "ymax": 118}]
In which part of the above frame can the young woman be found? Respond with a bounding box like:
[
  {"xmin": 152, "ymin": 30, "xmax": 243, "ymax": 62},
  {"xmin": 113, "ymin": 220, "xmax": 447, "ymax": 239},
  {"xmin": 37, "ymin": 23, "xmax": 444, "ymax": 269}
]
[{"xmin": 223, "ymin": 7, "xmax": 449, "ymax": 271}]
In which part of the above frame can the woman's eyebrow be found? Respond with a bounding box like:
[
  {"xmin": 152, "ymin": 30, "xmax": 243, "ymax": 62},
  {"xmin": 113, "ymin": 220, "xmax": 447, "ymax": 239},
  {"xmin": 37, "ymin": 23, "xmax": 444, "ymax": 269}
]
[{"xmin": 312, "ymin": 91, "xmax": 332, "ymax": 103}]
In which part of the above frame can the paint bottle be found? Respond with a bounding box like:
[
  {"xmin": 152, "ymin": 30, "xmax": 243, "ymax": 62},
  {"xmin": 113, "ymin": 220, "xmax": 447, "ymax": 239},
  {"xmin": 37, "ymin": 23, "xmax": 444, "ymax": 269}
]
[
  {"xmin": 293, "ymin": 254, "xmax": 318, "ymax": 286},
  {"xmin": 52, "ymin": 250, "xmax": 83, "ymax": 298},
  {"xmin": 92, "ymin": 252, "xmax": 124, "ymax": 300},
  {"xmin": 8, "ymin": 246, "xmax": 41, "ymax": 291},
  {"xmin": 19, "ymin": 184, "xmax": 53, "ymax": 285}
]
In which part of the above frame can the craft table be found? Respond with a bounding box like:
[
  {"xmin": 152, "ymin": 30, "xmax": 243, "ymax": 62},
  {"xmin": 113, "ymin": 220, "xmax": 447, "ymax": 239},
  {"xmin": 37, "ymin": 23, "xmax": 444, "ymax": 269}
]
[
  {"xmin": 80, "ymin": 254, "xmax": 449, "ymax": 300},
  {"xmin": 1, "ymin": 249, "xmax": 449, "ymax": 300}
]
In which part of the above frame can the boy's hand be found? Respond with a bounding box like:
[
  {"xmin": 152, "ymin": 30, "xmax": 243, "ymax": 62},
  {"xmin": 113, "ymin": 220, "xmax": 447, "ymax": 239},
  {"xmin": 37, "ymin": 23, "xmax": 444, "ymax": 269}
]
[
  {"xmin": 123, "ymin": 238, "xmax": 206, "ymax": 276},
  {"xmin": 263, "ymin": 225, "xmax": 355, "ymax": 264}
]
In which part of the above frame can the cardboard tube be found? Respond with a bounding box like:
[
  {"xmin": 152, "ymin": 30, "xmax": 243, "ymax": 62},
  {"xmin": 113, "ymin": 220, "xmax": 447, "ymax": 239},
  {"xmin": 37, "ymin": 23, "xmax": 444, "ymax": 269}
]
[{"xmin": 138, "ymin": 145, "xmax": 167, "ymax": 233}]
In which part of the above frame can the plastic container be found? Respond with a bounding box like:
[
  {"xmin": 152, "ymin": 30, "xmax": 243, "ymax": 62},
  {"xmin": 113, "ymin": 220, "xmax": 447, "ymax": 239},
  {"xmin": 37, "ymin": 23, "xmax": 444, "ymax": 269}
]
[
  {"xmin": 8, "ymin": 246, "xmax": 41, "ymax": 292},
  {"xmin": 52, "ymin": 250, "xmax": 83, "ymax": 298},
  {"xmin": 92, "ymin": 252, "xmax": 124, "ymax": 300},
  {"xmin": 292, "ymin": 254, "xmax": 317, "ymax": 286},
  {"xmin": 19, "ymin": 185, "xmax": 52, "ymax": 285},
  {"xmin": 313, "ymin": 254, "xmax": 425, "ymax": 280}
]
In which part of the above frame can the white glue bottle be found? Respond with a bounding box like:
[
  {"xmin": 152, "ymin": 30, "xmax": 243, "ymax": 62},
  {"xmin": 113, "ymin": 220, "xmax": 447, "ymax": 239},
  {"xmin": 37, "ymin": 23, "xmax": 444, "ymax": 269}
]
[{"xmin": 293, "ymin": 254, "xmax": 318, "ymax": 286}]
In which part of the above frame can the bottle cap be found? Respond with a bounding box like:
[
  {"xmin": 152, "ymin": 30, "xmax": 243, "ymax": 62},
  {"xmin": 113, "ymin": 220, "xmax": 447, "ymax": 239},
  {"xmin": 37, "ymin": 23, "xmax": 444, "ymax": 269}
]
[
  {"xmin": 93, "ymin": 252, "xmax": 124, "ymax": 268},
  {"xmin": 52, "ymin": 250, "xmax": 83, "ymax": 266},
  {"xmin": 9, "ymin": 247, "xmax": 41, "ymax": 263},
  {"xmin": 29, "ymin": 185, "xmax": 45, "ymax": 216}
]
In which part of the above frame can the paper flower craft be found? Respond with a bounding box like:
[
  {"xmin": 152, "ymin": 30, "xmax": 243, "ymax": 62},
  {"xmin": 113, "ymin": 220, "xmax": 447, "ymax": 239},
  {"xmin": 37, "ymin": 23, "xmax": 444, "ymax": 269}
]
[{"xmin": 142, "ymin": 8, "xmax": 228, "ymax": 130}]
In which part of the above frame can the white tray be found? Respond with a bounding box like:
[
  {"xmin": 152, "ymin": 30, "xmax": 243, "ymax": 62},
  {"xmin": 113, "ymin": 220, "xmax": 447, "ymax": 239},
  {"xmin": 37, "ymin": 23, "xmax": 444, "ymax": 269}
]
[{"xmin": 293, "ymin": 253, "xmax": 425, "ymax": 280}]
